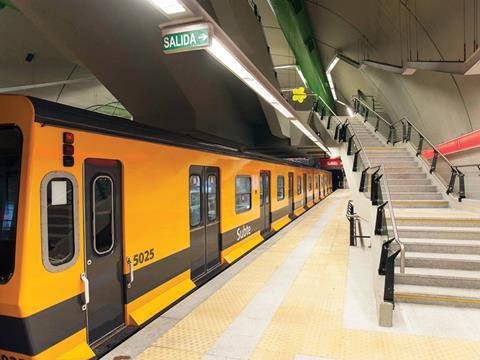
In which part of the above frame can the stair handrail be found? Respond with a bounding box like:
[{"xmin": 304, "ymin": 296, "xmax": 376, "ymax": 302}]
[
  {"xmin": 380, "ymin": 164, "xmax": 405, "ymax": 273},
  {"xmin": 343, "ymin": 120, "xmax": 405, "ymax": 273},
  {"xmin": 353, "ymin": 97, "xmax": 394, "ymax": 132},
  {"xmin": 398, "ymin": 117, "xmax": 456, "ymax": 169}
]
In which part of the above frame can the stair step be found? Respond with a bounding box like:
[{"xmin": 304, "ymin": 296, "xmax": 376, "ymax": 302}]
[
  {"xmin": 395, "ymin": 226, "xmax": 480, "ymax": 240},
  {"xmin": 388, "ymin": 217, "xmax": 480, "ymax": 227},
  {"xmin": 397, "ymin": 252, "xmax": 480, "ymax": 270},
  {"xmin": 400, "ymin": 238, "xmax": 480, "ymax": 254},
  {"xmin": 395, "ymin": 267, "xmax": 480, "ymax": 289},
  {"xmin": 386, "ymin": 173, "xmax": 427, "ymax": 180},
  {"xmin": 383, "ymin": 185, "xmax": 438, "ymax": 192},
  {"xmin": 392, "ymin": 200, "xmax": 449, "ymax": 208},
  {"xmin": 367, "ymin": 154, "xmax": 416, "ymax": 162},
  {"xmin": 384, "ymin": 167, "xmax": 423, "ymax": 173},
  {"xmin": 395, "ymin": 284, "xmax": 480, "ymax": 308},
  {"xmin": 389, "ymin": 192, "xmax": 444, "ymax": 200},
  {"xmin": 371, "ymin": 162, "xmax": 419, "ymax": 168},
  {"xmin": 387, "ymin": 179, "xmax": 432, "ymax": 185}
]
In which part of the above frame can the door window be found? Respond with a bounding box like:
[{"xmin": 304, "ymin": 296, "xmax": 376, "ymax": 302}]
[
  {"xmin": 264, "ymin": 174, "xmax": 270, "ymax": 205},
  {"xmin": 277, "ymin": 176, "xmax": 285, "ymax": 200},
  {"xmin": 41, "ymin": 172, "xmax": 79, "ymax": 272},
  {"xmin": 297, "ymin": 176, "xmax": 302, "ymax": 195},
  {"xmin": 207, "ymin": 175, "xmax": 217, "ymax": 222},
  {"xmin": 190, "ymin": 175, "xmax": 202, "ymax": 227},
  {"xmin": 93, "ymin": 176, "xmax": 114, "ymax": 255}
]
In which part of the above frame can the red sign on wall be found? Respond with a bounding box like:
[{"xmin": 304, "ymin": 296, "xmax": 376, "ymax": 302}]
[{"xmin": 320, "ymin": 158, "xmax": 343, "ymax": 168}]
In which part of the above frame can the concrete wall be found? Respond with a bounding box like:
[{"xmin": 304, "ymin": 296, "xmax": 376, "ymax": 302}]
[{"xmin": 307, "ymin": 0, "xmax": 480, "ymax": 146}]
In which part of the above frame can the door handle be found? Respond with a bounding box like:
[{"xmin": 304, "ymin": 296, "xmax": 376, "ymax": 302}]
[
  {"xmin": 127, "ymin": 257, "xmax": 134, "ymax": 288},
  {"xmin": 80, "ymin": 272, "xmax": 89, "ymax": 311}
]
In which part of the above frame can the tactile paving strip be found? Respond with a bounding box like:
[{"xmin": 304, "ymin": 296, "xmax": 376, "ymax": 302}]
[
  {"xmin": 139, "ymin": 190, "xmax": 480, "ymax": 360},
  {"xmin": 137, "ymin": 197, "xmax": 333, "ymax": 359}
]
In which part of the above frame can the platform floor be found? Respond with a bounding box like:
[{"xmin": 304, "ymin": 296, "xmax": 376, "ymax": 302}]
[{"xmin": 105, "ymin": 190, "xmax": 480, "ymax": 360}]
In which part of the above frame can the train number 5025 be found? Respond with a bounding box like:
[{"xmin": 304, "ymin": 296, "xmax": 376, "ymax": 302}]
[{"xmin": 132, "ymin": 249, "xmax": 154, "ymax": 266}]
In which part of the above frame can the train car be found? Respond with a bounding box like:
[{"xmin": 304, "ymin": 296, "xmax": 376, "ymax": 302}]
[{"xmin": 0, "ymin": 95, "xmax": 332, "ymax": 360}]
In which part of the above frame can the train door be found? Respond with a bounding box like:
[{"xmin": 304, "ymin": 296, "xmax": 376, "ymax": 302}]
[
  {"xmin": 303, "ymin": 174, "xmax": 307, "ymax": 206},
  {"xmin": 83, "ymin": 159, "xmax": 124, "ymax": 346},
  {"xmin": 259, "ymin": 171, "xmax": 271, "ymax": 234},
  {"xmin": 189, "ymin": 166, "xmax": 221, "ymax": 280},
  {"xmin": 288, "ymin": 172, "xmax": 294, "ymax": 216}
]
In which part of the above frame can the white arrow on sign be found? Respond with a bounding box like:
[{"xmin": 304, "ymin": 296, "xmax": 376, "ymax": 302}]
[{"xmin": 198, "ymin": 33, "xmax": 208, "ymax": 42}]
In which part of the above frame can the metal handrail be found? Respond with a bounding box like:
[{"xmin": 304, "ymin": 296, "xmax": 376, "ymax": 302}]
[
  {"xmin": 353, "ymin": 97, "xmax": 393, "ymax": 130},
  {"xmin": 380, "ymin": 165, "xmax": 406, "ymax": 273},
  {"xmin": 399, "ymin": 117, "xmax": 456, "ymax": 170},
  {"xmin": 344, "ymin": 120, "xmax": 405, "ymax": 273}
]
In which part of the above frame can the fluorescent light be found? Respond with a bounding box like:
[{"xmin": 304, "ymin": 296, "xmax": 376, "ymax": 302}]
[
  {"xmin": 326, "ymin": 73, "xmax": 337, "ymax": 100},
  {"xmin": 327, "ymin": 57, "xmax": 340, "ymax": 73},
  {"xmin": 295, "ymin": 67, "xmax": 307, "ymax": 87},
  {"xmin": 291, "ymin": 120, "xmax": 329, "ymax": 152},
  {"xmin": 347, "ymin": 107, "xmax": 354, "ymax": 117},
  {"xmin": 208, "ymin": 38, "xmax": 295, "ymax": 118},
  {"xmin": 149, "ymin": 0, "xmax": 186, "ymax": 14},
  {"xmin": 274, "ymin": 64, "xmax": 308, "ymax": 87}
]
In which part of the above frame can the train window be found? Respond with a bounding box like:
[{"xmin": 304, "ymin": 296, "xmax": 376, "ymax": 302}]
[
  {"xmin": 0, "ymin": 127, "xmax": 22, "ymax": 283},
  {"xmin": 41, "ymin": 172, "xmax": 79, "ymax": 272},
  {"xmin": 235, "ymin": 176, "xmax": 251, "ymax": 213},
  {"xmin": 277, "ymin": 176, "xmax": 285, "ymax": 200},
  {"xmin": 207, "ymin": 175, "xmax": 217, "ymax": 222},
  {"xmin": 308, "ymin": 176, "xmax": 312, "ymax": 191},
  {"xmin": 93, "ymin": 176, "xmax": 114, "ymax": 255},
  {"xmin": 190, "ymin": 175, "xmax": 202, "ymax": 227},
  {"xmin": 316, "ymin": 175, "xmax": 319, "ymax": 189},
  {"xmin": 297, "ymin": 176, "xmax": 301, "ymax": 195}
]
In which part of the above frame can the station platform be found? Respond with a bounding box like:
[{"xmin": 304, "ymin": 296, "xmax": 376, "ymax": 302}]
[{"xmin": 105, "ymin": 190, "xmax": 480, "ymax": 360}]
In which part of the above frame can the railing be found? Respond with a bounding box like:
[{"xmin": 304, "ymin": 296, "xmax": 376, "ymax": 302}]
[
  {"xmin": 400, "ymin": 117, "xmax": 467, "ymax": 201},
  {"xmin": 310, "ymin": 93, "xmax": 404, "ymax": 305},
  {"xmin": 353, "ymin": 97, "xmax": 403, "ymax": 145},
  {"xmin": 354, "ymin": 95, "xmax": 479, "ymax": 202},
  {"xmin": 345, "ymin": 200, "xmax": 370, "ymax": 247},
  {"xmin": 340, "ymin": 118, "xmax": 405, "ymax": 305}
]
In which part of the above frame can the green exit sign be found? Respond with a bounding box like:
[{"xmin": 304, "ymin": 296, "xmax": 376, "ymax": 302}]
[{"xmin": 162, "ymin": 23, "xmax": 212, "ymax": 54}]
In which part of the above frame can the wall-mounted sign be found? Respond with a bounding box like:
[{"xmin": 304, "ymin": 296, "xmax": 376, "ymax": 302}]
[
  {"xmin": 162, "ymin": 22, "xmax": 212, "ymax": 54},
  {"xmin": 320, "ymin": 158, "xmax": 343, "ymax": 169}
]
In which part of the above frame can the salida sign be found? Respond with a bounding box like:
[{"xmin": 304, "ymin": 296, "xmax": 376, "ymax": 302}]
[{"xmin": 162, "ymin": 23, "xmax": 212, "ymax": 54}]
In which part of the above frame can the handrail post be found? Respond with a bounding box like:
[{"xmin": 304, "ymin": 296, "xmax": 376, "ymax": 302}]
[
  {"xmin": 375, "ymin": 116, "xmax": 380, "ymax": 132},
  {"xmin": 401, "ymin": 120, "xmax": 407, "ymax": 142},
  {"xmin": 458, "ymin": 170, "xmax": 466, "ymax": 201},
  {"xmin": 359, "ymin": 166, "xmax": 370, "ymax": 191},
  {"xmin": 334, "ymin": 123, "xmax": 341, "ymax": 140},
  {"xmin": 387, "ymin": 127, "xmax": 393, "ymax": 144},
  {"xmin": 364, "ymin": 108, "xmax": 369, "ymax": 122},
  {"xmin": 347, "ymin": 134, "xmax": 355, "ymax": 154},
  {"xmin": 375, "ymin": 202, "xmax": 388, "ymax": 235},
  {"xmin": 416, "ymin": 136, "xmax": 424, "ymax": 156},
  {"xmin": 384, "ymin": 249, "xmax": 401, "ymax": 304},
  {"xmin": 406, "ymin": 123, "xmax": 412, "ymax": 142},
  {"xmin": 327, "ymin": 115, "xmax": 332, "ymax": 129},
  {"xmin": 447, "ymin": 168, "xmax": 457, "ymax": 195},
  {"xmin": 321, "ymin": 106, "xmax": 325, "ymax": 120},
  {"xmin": 353, "ymin": 149, "xmax": 362, "ymax": 172},
  {"xmin": 430, "ymin": 150, "xmax": 439, "ymax": 173}
]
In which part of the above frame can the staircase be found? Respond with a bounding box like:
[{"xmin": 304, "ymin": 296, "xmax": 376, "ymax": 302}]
[{"xmin": 350, "ymin": 117, "xmax": 480, "ymax": 308}]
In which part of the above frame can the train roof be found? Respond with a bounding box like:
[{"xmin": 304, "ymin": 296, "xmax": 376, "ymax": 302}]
[{"xmin": 28, "ymin": 97, "xmax": 324, "ymax": 170}]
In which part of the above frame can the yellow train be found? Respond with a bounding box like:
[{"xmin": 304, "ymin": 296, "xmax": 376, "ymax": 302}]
[{"xmin": 0, "ymin": 95, "xmax": 332, "ymax": 359}]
